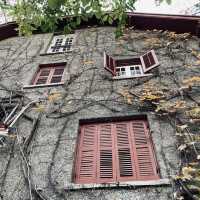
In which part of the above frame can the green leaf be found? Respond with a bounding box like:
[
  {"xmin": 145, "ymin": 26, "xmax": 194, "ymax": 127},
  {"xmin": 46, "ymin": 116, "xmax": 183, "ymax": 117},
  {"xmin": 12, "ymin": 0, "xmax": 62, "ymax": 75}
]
[
  {"xmin": 166, "ymin": 0, "xmax": 172, "ymax": 5},
  {"xmin": 108, "ymin": 16, "xmax": 113, "ymax": 25},
  {"xmin": 76, "ymin": 16, "xmax": 81, "ymax": 25},
  {"xmin": 102, "ymin": 14, "xmax": 108, "ymax": 22}
]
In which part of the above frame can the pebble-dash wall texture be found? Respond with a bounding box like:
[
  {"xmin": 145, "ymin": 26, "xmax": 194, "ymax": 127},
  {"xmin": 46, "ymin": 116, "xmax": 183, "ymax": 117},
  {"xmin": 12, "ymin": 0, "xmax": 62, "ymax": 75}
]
[{"xmin": 0, "ymin": 26, "xmax": 199, "ymax": 200}]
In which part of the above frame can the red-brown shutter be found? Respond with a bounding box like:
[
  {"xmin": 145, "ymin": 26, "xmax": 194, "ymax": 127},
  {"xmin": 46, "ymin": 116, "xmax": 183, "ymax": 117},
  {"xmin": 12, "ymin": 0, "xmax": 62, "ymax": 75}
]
[
  {"xmin": 140, "ymin": 50, "xmax": 159, "ymax": 73},
  {"xmin": 97, "ymin": 123, "xmax": 116, "ymax": 183},
  {"xmin": 130, "ymin": 120, "xmax": 159, "ymax": 180},
  {"xmin": 75, "ymin": 124, "xmax": 98, "ymax": 184},
  {"xmin": 104, "ymin": 52, "xmax": 116, "ymax": 76},
  {"xmin": 115, "ymin": 122, "xmax": 137, "ymax": 181},
  {"xmin": 75, "ymin": 120, "xmax": 159, "ymax": 184}
]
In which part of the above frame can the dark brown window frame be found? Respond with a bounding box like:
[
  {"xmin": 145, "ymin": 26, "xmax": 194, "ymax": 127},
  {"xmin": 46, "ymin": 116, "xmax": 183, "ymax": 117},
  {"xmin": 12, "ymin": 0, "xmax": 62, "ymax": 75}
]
[{"xmin": 31, "ymin": 62, "xmax": 66, "ymax": 86}]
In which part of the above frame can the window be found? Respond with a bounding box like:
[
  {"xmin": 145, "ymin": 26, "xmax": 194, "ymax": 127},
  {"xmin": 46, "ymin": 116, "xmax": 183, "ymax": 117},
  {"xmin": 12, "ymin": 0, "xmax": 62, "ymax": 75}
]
[
  {"xmin": 104, "ymin": 50, "xmax": 159, "ymax": 78},
  {"xmin": 74, "ymin": 119, "xmax": 159, "ymax": 184},
  {"xmin": 116, "ymin": 65, "xmax": 143, "ymax": 77},
  {"xmin": 47, "ymin": 35, "xmax": 74, "ymax": 54},
  {"xmin": 32, "ymin": 63, "xmax": 65, "ymax": 85},
  {"xmin": 0, "ymin": 98, "xmax": 19, "ymax": 125}
]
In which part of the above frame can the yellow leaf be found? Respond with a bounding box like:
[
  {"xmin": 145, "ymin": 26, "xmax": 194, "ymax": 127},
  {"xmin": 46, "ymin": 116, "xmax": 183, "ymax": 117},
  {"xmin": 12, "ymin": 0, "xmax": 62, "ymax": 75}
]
[
  {"xmin": 48, "ymin": 92, "xmax": 62, "ymax": 102},
  {"xmin": 177, "ymin": 124, "xmax": 188, "ymax": 131},
  {"xmin": 33, "ymin": 103, "xmax": 45, "ymax": 112},
  {"xmin": 182, "ymin": 167, "xmax": 196, "ymax": 180},
  {"xmin": 183, "ymin": 76, "xmax": 200, "ymax": 86},
  {"xmin": 83, "ymin": 60, "xmax": 94, "ymax": 64},
  {"xmin": 191, "ymin": 49, "xmax": 198, "ymax": 56}
]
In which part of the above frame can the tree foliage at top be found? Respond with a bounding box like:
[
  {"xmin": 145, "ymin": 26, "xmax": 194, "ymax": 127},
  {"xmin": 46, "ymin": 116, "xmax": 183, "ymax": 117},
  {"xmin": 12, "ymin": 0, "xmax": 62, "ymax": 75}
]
[
  {"xmin": 0, "ymin": 0, "xmax": 172, "ymax": 37},
  {"xmin": 1, "ymin": 0, "xmax": 136, "ymax": 36}
]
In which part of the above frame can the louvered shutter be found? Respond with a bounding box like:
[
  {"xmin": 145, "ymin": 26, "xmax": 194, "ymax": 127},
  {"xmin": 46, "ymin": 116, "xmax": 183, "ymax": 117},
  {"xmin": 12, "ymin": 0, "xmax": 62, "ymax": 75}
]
[
  {"xmin": 97, "ymin": 123, "xmax": 116, "ymax": 183},
  {"xmin": 115, "ymin": 122, "xmax": 137, "ymax": 181},
  {"xmin": 75, "ymin": 124, "xmax": 98, "ymax": 184},
  {"xmin": 104, "ymin": 52, "xmax": 116, "ymax": 75},
  {"xmin": 130, "ymin": 120, "xmax": 159, "ymax": 180},
  {"xmin": 140, "ymin": 50, "xmax": 159, "ymax": 73}
]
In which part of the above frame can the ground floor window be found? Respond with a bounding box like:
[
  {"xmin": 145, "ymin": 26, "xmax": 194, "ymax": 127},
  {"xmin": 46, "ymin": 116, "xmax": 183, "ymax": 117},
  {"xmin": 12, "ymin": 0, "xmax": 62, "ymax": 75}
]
[{"xmin": 74, "ymin": 118, "xmax": 160, "ymax": 184}]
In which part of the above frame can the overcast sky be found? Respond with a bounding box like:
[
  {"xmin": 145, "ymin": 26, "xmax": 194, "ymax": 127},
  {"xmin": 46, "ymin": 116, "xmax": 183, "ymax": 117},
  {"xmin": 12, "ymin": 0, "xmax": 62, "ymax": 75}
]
[{"xmin": 135, "ymin": 0, "xmax": 200, "ymax": 14}]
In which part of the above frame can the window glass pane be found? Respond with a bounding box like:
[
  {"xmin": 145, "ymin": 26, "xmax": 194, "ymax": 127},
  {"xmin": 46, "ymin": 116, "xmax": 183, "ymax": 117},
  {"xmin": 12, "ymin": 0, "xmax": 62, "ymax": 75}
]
[
  {"xmin": 136, "ymin": 70, "xmax": 141, "ymax": 75},
  {"xmin": 50, "ymin": 76, "xmax": 62, "ymax": 83},
  {"xmin": 40, "ymin": 69, "xmax": 50, "ymax": 76},
  {"xmin": 131, "ymin": 70, "xmax": 136, "ymax": 76},
  {"xmin": 54, "ymin": 68, "xmax": 64, "ymax": 75},
  {"xmin": 135, "ymin": 66, "xmax": 139, "ymax": 70},
  {"xmin": 36, "ymin": 78, "xmax": 47, "ymax": 85}
]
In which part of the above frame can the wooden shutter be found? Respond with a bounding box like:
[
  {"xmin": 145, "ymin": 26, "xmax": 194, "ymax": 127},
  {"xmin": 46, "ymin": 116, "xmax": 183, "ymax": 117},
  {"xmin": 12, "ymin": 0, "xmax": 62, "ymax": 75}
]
[
  {"xmin": 97, "ymin": 123, "xmax": 116, "ymax": 183},
  {"xmin": 75, "ymin": 124, "xmax": 98, "ymax": 184},
  {"xmin": 104, "ymin": 52, "xmax": 116, "ymax": 76},
  {"xmin": 115, "ymin": 122, "xmax": 136, "ymax": 181},
  {"xmin": 140, "ymin": 50, "xmax": 159, "ymax": 73},
  {"xmin": 75, "ymin": 120, "xmax": 159, "ymax": 184},
  {"xmin": 130, "ymin": 120, "xmax": 159, "ymax": 180}
]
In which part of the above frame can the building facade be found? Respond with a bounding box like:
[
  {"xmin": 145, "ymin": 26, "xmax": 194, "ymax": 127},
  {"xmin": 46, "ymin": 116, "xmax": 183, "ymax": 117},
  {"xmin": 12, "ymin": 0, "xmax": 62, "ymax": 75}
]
[{"xmin": 0, "ymin": 13, "xmax": 200, "ymax": 200}]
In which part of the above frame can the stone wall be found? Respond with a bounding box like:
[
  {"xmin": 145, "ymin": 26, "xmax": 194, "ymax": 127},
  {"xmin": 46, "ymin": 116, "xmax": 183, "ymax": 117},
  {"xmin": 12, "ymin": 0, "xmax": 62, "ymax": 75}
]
[{"xmin": 0, "ymin": 26, "xmax": 199, "ymax": 200}]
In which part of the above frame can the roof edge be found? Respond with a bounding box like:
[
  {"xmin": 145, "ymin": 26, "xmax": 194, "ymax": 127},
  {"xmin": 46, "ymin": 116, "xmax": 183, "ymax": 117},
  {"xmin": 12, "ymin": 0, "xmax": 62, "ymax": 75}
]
[{"xmin": 1, "ymin": 12, "xmax": 200, "ymax": 41}]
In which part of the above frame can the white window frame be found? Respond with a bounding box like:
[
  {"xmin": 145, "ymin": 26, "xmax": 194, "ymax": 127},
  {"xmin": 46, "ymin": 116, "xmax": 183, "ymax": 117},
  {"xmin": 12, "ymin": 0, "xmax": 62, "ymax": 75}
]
[
  {"xmin": 114, "ymin": 65, "xmax": 152, "ymax": 79},
  {"xmin": 47, "ymin": 34, "xmax": 75, "ymax": 54},
  {"xmin": 115, "ymin": 65, "xmax": 143, "ymax": 77}
]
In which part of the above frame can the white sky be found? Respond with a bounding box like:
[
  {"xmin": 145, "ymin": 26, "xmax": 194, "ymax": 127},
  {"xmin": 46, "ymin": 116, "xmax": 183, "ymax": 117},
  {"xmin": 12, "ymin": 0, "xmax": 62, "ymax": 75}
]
[{"xmin": 135, "ymin": 0, "xmax": 200, "ymax": 14}]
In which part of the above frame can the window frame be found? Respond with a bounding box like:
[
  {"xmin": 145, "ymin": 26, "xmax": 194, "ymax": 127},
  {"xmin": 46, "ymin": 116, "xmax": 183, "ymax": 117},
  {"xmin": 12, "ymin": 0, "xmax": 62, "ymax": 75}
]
[
  {"xmin": 46, "ymin": 34, "xmax": 75, "ymax": 54},
  {"xmin": 31, "ymin": 62, "xmax": 66, "ymax": 87},
  {"xmin": 104, "ymin": 50, "xmax": 159, "ymax": 79},
  {"xmin": 73, "ymin": 118, "xmax": 160, "ymax": 184},
  {"xmin": 116, "ymin": 65, "xmax": 144, "ymax": 78}
]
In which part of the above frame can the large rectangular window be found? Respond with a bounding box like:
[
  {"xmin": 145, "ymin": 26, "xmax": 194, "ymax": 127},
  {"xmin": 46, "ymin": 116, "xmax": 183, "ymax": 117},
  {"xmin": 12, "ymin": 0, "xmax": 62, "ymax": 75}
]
[{"xmin": 74, "ymin": 119, "xmax": 159, "ymax": 184}]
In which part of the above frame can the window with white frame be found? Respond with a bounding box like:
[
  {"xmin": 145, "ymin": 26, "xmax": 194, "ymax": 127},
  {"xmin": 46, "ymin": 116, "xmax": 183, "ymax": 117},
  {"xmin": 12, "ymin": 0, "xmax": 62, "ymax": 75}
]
[
  {"xmin": 116, "ymin": 65, "xmax": 143, "ymax": 77},
  {"xmin": 47, "ymin": 34, "xmax": 74, "ymax": 54},
  {"xmin": 104, "ymin": 50, "xmax": 159, "ymax": 79}
]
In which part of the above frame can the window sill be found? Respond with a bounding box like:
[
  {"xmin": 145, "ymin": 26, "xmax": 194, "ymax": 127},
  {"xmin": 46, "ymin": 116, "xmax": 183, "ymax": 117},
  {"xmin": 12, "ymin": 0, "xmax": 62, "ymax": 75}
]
[
  {"xmin": 23, "ymin": 82, "xmax": 64, "ymax": 89},
  {"xmin": 64, "ymin": 179, "xmax": 171, "ymax": 191},
  {"xmin": 113, "ymin": 73, "xmax": 153, "ymax": 80},
  {"xmin": 40, "ymin": 50, "xmax": 73, "ymax": 56}
]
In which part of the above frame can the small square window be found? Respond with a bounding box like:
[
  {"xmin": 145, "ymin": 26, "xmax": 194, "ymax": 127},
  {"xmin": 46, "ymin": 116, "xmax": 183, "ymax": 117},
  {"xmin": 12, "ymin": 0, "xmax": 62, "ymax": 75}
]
[
  {"xmin": 32, "ymin": 63, "xmax": 65, "ymax": 85},
  {"xmin": 130, "ymin": 65, "xmax": 142, "ymax": 76},
  {"xmin": 47, "ymin": 35, "xmax": 74, "ymax": 54},
  {"xmin": 116, "ymin": 67, "xmax": 126, "ymax": 76}
]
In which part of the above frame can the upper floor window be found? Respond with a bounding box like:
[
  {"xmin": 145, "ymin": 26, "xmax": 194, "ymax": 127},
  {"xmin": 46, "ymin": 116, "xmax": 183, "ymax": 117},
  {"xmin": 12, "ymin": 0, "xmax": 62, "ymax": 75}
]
[
  {"xmin": 74, "ymin": 119, "xmax": 160, "ymax": 184},
  {"xmin": 116, "ymin": 65, "xmax": 143, "ymax": 77},
  {"xmin": 104, "ymin": 50, "xmax": 159, "ymax": 79},
  {"xmin": 32, "ymin": 63, "xmax": 65, "ymax": 85},
  {"xmin": 47, "ymin": 34, "xmax": 74, "ymax": 54}
]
